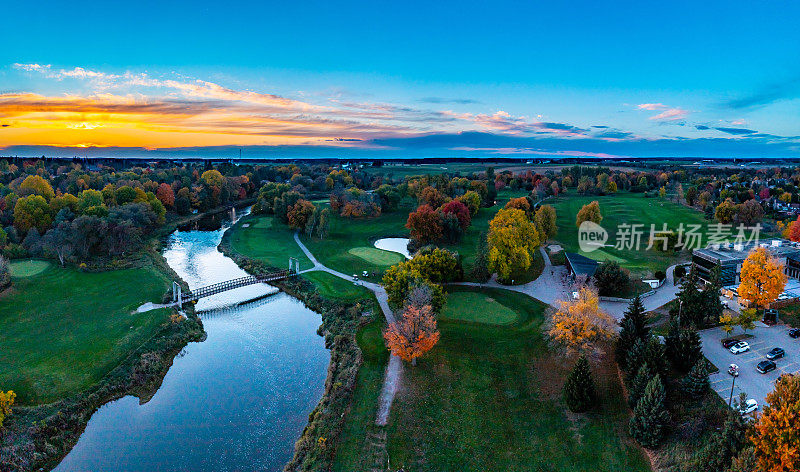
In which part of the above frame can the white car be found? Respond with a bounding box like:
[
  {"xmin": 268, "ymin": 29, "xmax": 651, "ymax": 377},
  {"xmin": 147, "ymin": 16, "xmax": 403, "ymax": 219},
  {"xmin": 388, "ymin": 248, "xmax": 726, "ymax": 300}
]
[
  {"xmin": 730, "ymin": 341, "xmax": 750, "ymax": 354},
  {"xmin": 740, "ymin": 399, "xmax": 758, "ymax": 415}
]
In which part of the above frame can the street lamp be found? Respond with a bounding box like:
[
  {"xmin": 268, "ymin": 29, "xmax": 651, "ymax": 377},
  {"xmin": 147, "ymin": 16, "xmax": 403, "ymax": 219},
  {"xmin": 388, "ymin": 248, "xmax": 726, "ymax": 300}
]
[{"xmin": 728, "ymin": 373, "xmax": 736, "ymax": 407}]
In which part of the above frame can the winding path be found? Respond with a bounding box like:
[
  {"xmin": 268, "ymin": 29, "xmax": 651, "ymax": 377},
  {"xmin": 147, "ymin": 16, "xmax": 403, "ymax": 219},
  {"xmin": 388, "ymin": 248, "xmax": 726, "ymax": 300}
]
[{"xmin": 294, "ymin": 232, "xmax": 401, "ymax": 426}]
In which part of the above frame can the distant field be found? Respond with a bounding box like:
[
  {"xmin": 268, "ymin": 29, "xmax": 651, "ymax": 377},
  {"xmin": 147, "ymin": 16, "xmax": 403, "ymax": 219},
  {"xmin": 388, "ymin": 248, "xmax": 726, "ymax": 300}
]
[
  {"xmin": 552, "ymin": 192, "xmax": 710, "ymax": 275},
  {"xmin": 228, "ymin": 215, "xmax": 314, "ymax": 271},
  {"xmin": 333, "ymin": 287, "xmax": 649, "ymax": 471},
  {"xmin": 0, "ymin": 263, "xmax": 171, "ymax": 404},
  {"xmin": 361, "ymin": 163, "xmax": 490, "ymax": 178}
]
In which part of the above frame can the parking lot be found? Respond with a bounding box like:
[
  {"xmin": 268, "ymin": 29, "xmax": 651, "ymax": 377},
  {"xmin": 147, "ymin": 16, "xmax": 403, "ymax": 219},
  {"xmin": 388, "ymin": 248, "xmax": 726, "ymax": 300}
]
[{"xmin": 700, "ymin": 323, "xmax": 800, "ymax": 409}]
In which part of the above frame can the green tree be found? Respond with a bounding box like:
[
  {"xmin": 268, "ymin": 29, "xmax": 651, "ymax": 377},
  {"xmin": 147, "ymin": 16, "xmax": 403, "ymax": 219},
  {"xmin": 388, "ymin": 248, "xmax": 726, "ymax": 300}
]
[
  {"xmin": 19, "ymin": 175, "xmax": 54, "ymax": 200},
  {"xmin": 691, "ymin": 411, "xmax": 747, "ymax": 472},
  {"xmin": 628, "ymin": 364, "xmax": 654, "ymax": 409},
  {"xmin": 681, "ymin": 360, "xmax": 710, "ymax": 399},
  {"xmin": 593, "ymin": 260, "xmax": 630, "ymax": 296},
  {"xmin": 563, "ymin": 356, "xmax": 597, "ymax": 413},
  {"xmin": 665, "ymin": 321, "xmax": 703, "ymax": 372},
  {"xmin": 616, "ymin": 295, "xmax": 650, "ymax": 371},
  {"xmin": 629, "ymin": 376, "xmax": 670, "ymax": 449},
  {"xmin": 13, "ymin": 195, "xmax": 52, "ymax": 234},
  {"xmin": 471, "ymin": 232, "xmax": 491, "ymax": 283}
]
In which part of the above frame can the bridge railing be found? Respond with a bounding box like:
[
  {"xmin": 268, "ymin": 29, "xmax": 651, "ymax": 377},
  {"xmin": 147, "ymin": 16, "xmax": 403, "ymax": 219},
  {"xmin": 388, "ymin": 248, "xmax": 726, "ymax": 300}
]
[{"xmin": 179, "ymin": 269, "xmax": 294, "ymax": 303}]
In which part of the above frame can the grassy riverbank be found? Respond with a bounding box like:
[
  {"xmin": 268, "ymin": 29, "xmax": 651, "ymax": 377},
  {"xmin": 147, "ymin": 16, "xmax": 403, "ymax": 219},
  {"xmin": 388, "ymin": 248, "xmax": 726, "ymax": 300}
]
[{"xmin": 333, "ymin": 286, "xmax": 649, "ymax": 472}]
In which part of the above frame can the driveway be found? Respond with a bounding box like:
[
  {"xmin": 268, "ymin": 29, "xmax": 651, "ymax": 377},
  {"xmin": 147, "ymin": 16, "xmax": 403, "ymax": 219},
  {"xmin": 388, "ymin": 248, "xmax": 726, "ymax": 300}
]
[{"xmin": 700, "ymin": 323, "xmax": 800, "ymax": 408}]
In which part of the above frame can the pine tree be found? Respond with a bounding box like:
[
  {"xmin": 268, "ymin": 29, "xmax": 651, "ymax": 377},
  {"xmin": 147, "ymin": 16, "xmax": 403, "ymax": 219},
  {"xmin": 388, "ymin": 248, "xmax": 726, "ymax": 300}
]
[
  {"xmin": 471, "ymin": 232, "xmax": 491, "ymax": 283},
  {"xmin": 664, "ymin": 318, "xmax": 682, "ymax": 366},
  {"xmin": 628, "ymin": 363, "xmax": 653, "ymax": 408},
  {"xmin": 629, "ymin": 376, "xmax": 670, "ymax": 449},
  {"xmin": 625, "ymin": 337, "xmax": 648, "ymax": 384},
  {"xmin": 563, "ymin": 356, "xmax": 597, "ymax": 412},
  {"xmin": 681, "ymin": 360, "xmax": 709, "ymax": 399},
  {"xmin": 676, "ymin": 327, "xmax": 703, "ymax": 372},
  {"xmin": 644, "ymin": 336, "xmax": 669, "ymax": 382},
  {"xmin": 691, "ymin": 410, "xmax": 747, "ymax": 471},
  {"xmin": 616, "ymin": 295, "xmax": 649, "ymax": 370}
]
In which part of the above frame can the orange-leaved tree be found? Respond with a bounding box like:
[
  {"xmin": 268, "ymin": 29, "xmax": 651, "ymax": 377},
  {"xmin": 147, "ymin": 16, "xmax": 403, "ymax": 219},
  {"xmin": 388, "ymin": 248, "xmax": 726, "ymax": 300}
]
[
  {"xmin": 547, "ymin": 286, "xmax": 615, "ymax": 355},
  {"xmin": 384, "ymin": 304, "xmax": 440, "ymax": 366},
  {"xmin": 738, "ymin": 247, "xmax": 787, "ymax": 310},
  {"xmin": 750, "ymin": 375, "xmax": 800, "ymax": 471}
]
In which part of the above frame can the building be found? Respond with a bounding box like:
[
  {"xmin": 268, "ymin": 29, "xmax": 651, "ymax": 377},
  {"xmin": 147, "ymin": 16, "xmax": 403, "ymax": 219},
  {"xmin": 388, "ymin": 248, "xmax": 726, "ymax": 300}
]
[
  {"xmin": 692, "ymin": 239, "xmax": 800, "ymax": 286},
  {"xmin": 564, "ymin": 252, "xmax": 599, "ymax": 279}
]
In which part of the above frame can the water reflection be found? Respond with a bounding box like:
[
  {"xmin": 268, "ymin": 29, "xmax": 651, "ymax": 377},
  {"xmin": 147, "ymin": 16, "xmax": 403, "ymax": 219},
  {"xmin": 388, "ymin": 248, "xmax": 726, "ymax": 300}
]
[{"xmin": 55, "ymin": 212, "xmax": 329, "ymax": 472}]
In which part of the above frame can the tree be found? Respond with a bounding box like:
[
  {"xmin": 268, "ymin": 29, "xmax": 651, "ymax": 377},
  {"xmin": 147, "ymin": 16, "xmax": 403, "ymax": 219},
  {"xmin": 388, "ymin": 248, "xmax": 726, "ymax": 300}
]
[
  {"xmin": 201, "ymin": 169, "xmax": 225, "ymax": 188},
  {"xmin": 406, "ymin": 204, "xmax": 443, "ymax": 244},
  {"xmin": 383, "ymin": 304, "xmax": 440, "ymax": 366},
  {"xmin": 616, "ymin": 295, "xmax": 650, "ymax": 370},
  {"xmin": 13, "ymin": 195, "xmax": 52, "ymax": 234},
  {"xmin": 628, "ymin": 364, "xmax": 654, "ymax": 408},
  {"xmin": 575, "ymin": 201, "xmax": 602, "ymax": 227},
  {"xmin": 382, "ymin": 248, "xmax": 457, "ymax": 310},
  {"xmin": 457, "ymin": 191, "xmax": 481, "ymax": 216},
  {"xmin": 685, "ymin": 186, "xmax": 698, "ymax": 206},
  {"xmin": 534, "ymin": 204, "xmax": 558, "ymax": 241},
  {"xmin": 750, "ymin": 375, "xmax": 800, "ymax": 471},
  {"xmin": 0, "ymin": 389, "xmax": 15, "ymax": 430},
  {"xmin": 287, "ymin": 199, "xmax": 316, "ymax": 231},
  {"xmin": 42, "ymin": 222, "xmax": 74, "ymax": 266},
  {"xmin": 0, "ymin": 256, "xmax": 10, "ymax": 290},
  {"xmin": 440, "ymin": 200, "xmax": 471, "ymax": 230},
  {"xmin": 720, "ymin": 311, "xmax": 737, "ymax": 336},
  {"xmin": 629, "ymin": 376, "xmax": 670, "ymax": 449},
  {"xmin": 739, "ymin": 247, "xmax": 787, "ymax": 313},
  {"xmin": 593, "ymin": 261, "xmax": 631, "ymax": 296},
  {"xmin": 315, "ymin": 208, "xmax": 330, "ymax": 240},
  {"xmin": 715, "ymin": 198, "xmax": 738, "ymax": 224},
  {"xmin": 737, "ymin": 199, "xmax": 764, "ymax": 226},
  {"xmin": 156, "ymin": 183, "xmax": 175, "ymax": 208},
  {"xmin": 681, "ymin": 360, "xmax": 709, "ymax": 399},
  {"xmin": 563, "ymin": 356, "xmax": 597, "ymax": 412},
  {"xmin": 487, "ymin": 208, "xmax": 540, "ymax": 282},
  {"xmin": 19, "ymin": 175, "xmax": 54, "ymax": 200},
  {"xmin": 665, "ymin": 321, "xmax": 702, "ymax": 372},
  {"xmin": 737, "ymin": 308, "xmax": 761, "ymax": 336},
  {"xmin": 504, "ymin": 196, "xmax": 532, "ymax": 217},
  {"xmin": 471, "ymin": 232, "xmax": 491, "ymax": 283},
  {"xmin": 547, "ymin": 286, "xmax": 615, "ymax": 355},
  {"xmin": 692, "ymin": 410, "xmax": 748, "ymax": 472}
]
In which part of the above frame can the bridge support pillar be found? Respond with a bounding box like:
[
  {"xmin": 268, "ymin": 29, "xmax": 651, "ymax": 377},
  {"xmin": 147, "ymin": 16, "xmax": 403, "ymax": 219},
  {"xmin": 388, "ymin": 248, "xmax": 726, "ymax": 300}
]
[
  {"xmin": 172, "ymin": 281, "xmax": 182, "ymax": 306},
  {"xmin": 289, "ymin": 257, "xmax": 299, "ymax": 274}
]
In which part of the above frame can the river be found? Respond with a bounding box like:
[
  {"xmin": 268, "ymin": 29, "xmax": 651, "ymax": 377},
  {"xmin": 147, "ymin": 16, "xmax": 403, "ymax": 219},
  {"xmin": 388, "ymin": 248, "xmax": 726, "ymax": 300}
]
[{"xmin": 54, "ymin": 212, "xmax": 329, "ymax": 471}]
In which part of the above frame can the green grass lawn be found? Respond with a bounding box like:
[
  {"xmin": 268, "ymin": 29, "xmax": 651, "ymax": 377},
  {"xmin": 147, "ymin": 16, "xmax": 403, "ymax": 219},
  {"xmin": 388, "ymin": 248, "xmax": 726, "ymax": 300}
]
[
  {"xmin": 301, "ymin": 271, "xmax": 376, "ymax": 303},
  {"xmin": 347, "ymin": 247, "xmax": 405, "ymax": 267},
  {"xmin": 8, "ymin": 260, "xmax": 52, "ymax": 278},
  {"xmin": 228, "ymin": 215, "xmax": 314, "ymax": 271},
  {"xmin": 0, "ymin": 263, "xmax": 172, "ymax": 404},
  {"xmin": 440, "ymin": 290, "xmax": 519, "ymax": 325},
  {"xmin": 552, "ymin": 192, "xmax": 709, "ymax": 276},
  {"xmin": 333, "ymin": 287, "xmax": 649, "ymax": 472}
]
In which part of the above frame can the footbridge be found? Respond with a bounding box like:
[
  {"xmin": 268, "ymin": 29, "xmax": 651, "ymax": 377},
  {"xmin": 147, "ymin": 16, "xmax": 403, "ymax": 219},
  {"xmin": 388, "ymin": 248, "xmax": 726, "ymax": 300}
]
[{"xmin": 172, "ymin": 258, "xmax": 301, "ymax": 305}]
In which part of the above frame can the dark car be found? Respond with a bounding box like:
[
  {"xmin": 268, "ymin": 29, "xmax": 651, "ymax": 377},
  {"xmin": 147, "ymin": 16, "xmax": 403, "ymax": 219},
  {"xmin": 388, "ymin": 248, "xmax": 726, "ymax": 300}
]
[
  {"xmin": 757, "ymin": 360, "xmax": 777, "ymax": 374},
  {"xmin": 722, "ymin": 339, "xmax": 739, "ymax": 349},
  {"xmin": 766, "ymin": 347, "xmax": 786, "ymax": 360},
  {"xmin": 789, "ymin": 328, "xmax": 800, "ymax": 339}
]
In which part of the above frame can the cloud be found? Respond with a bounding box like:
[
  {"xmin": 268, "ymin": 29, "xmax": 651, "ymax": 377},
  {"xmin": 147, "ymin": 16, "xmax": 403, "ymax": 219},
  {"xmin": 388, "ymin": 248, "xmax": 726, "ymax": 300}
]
[
  {"xmin": 649, "ymin": 107, "xmax": 689, "ymax": 121},
  {"xmin": 637, "ymin": 103, "xmax": 667, "ymax": 111},
  {"xmin": 723, "ymin": 77, "xmax": 800, "ymax": 110},
  {"xmin": 695, "ymin": 125, "xmax": 710, "ymax": 130},
  {"xmin": 714, "ymin": 127, "xmax": 757, "ymax": 135}
]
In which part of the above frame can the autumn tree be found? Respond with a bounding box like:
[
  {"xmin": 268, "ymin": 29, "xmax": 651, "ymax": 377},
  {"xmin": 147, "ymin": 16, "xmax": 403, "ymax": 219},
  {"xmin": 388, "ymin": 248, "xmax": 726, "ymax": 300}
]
[
  {"xmin": 534, "ymin": 204, "xmax": 557, "ymax": 241},
  {"xmin": 563, "ymin": 356, "xmax": 597, "ymax": 412},
  {"xmin": 156, "ymin": 183, "xmax": 175, "ymax": 208},
  {"xmin": 19, "ymin": 175, "xmax": 55, "ymax": 200},
  {"xmin": 384, "ymin": 304, "xmax": 440, "ymax": 366},
  {"xmin": 547, "ymin": 286, "xmax": 615, "ymax": 355},
  {"xmin": 750, "ymin": 375, "xmax": 800, "ymax": 471},
  {"xmin": 287, "ymin": 199, "xmax": 316, "ymax": 231},
  {"xmin": 406, "ymin": 204, "xmax": 443, "ymax": 244},
  {"xmin": 457, "ymin": 191, "xmax": 481, "ymax": 216},
  {"xmin": 715, "ymin": 198, "xmax": 738, "ymax": 224},
  {"xmin": 738, "ymin": 247, "xmax": 787, "ymax": 311},
  {"xmin": 440, "ymin": 199, "xmax": 471, "ymax": 231},
  {"xmin": 575, "ymin": 200, "xmax": 602, "ymax": 227},
  {"xmin": 0, "ymin": 390, "xmax": 15, "ymax": 430},
  {"xmin": 14, "ymin": 195, "xmax": 52, "ymax": 234},
  {"xmin": 504, "ymin": 196, "xmax": 532, "ymax": 217},
  {"xmin": 737, "ymin": 199, "xmax": 764, "ymax": 226},
  {"xmin": 487, "ymin": 208, "xmax": 540, "ymax": 282}
]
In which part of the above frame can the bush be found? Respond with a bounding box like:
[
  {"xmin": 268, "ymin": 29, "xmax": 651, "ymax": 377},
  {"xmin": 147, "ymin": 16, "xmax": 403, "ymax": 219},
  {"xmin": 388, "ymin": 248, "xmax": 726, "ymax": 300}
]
[
  {"xmin": 593, "ymin": 261, "xmax": 630, "ymax": 296},
  {"xmin": 674, "ymin": 265, "xmax": 687, "ymax": 279}
]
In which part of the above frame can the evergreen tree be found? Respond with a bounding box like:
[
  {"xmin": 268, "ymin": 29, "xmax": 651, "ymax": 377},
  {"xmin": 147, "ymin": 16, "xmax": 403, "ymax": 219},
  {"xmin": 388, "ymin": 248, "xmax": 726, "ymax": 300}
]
[
  {"xmin": 671, "ymin": 326, "xmax": 703, "ymax": 372},
  {"xmin": 563, "ymin": 356, "xmax": 597, "ymax": 412},
  {"xmin": 644, "ymin": 336, "xmax": 669, "ymax": 382},
  {"xmin": 628, "ymin": 363, "xmax": 653, "ymax": 408},
  {"xmin": 664, "ymin": 318, "xmax": 682, "ymax": 365},
  {"xmin": 629, "ymin": 376, "xmax": 670, "ymax": 449},
  {"xmin": 700, "ymin": 267, "xmax": 725, "ymax": 327},
  {"xmin": 691, "ymin": 410, "xmax": 747, "ymax": 471},
  {"xmin": 672, "ymin": 268, "xmax": 705, "ymax": 327},
  {"xmin": 625, "ymin": 337, "xmax": 648, "ymax": 384},
  {"xmin": 471, "ymin": 232, "xmax": 491, "ymax": 283},
  {"xmin": 681, "ymin": 360, "xmax": 709, "ymax": 399},
  {"xmin": 616, "ymin": 295, "xmax": 649, "ymax": 370}
]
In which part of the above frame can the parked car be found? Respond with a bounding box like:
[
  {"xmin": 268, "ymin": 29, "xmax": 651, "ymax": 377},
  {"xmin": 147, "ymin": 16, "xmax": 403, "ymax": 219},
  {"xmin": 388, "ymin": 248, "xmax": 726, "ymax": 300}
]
[
  {"xmin": 789, "ymin": 328, "xmax": 800, "ymax": 339},
  {"xmin": 722, "ymin": 339, "xmax": 739, "ymax": 349},
  {"xmin": 740, "ymin": 399, "xmax": 758, "ymax": 415},
  {"xmin": 730, "ymin": 341, "xmax": 750, "ymax": 354},
  {"xmin": 728, "ymin": 364, "xmax": 740, "ymax": 377},
  {"xmin": 756, "ymin": 360, "xmax": 777, "ymax": 374},
  {"xmin": 766, "ymin": 347, "xmax": 785, "ymax": 360}
]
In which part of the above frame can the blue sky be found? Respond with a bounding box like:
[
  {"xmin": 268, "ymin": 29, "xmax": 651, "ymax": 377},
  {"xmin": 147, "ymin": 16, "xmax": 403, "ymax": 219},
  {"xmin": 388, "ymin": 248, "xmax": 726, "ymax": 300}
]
[{"xmin": 1, "ymin": 0, "xmax": 799, "ymax": 158}]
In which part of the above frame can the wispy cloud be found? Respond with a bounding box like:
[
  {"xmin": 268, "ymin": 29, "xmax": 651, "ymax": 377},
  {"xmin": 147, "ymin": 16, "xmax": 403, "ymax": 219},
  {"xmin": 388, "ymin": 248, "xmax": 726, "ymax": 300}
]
[
  {"xmin": 649, "ymin": 107, "xmax": 689, "ymax": 121},
  {"xmin": 637, "ymin": 103, "xmax": 667, "ymax": 111},
  {"xmin": 723, "ymin": 76, "xmax": 800, "ymax": 110}
]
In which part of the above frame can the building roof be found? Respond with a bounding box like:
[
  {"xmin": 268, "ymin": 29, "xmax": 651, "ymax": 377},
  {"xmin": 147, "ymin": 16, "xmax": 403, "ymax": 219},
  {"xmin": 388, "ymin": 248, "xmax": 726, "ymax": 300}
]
[
  {"xmin": 565, "ymin": 252, "xmax": 599, "ymax": 277},
  {"xmin": 693, "ymin": 239, "xmax": 800, "ymax": 264}
]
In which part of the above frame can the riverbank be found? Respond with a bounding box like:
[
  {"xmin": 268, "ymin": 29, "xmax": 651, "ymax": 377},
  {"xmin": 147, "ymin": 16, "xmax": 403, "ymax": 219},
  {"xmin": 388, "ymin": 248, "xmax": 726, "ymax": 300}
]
[
  {"xmin": 219, "ymin": 218, "xmax": 373, "ymax": 471},
  {"xmin": 0, "ymin": 248, "xmax": 205, "ymax": 472}
]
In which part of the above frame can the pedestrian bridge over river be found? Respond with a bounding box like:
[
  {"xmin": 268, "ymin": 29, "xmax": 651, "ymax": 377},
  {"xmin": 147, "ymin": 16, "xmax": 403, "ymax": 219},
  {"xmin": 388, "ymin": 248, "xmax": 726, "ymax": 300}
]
[{"xmin": 172, "ymin": 258, "xmax": 301, "ymax": 306}]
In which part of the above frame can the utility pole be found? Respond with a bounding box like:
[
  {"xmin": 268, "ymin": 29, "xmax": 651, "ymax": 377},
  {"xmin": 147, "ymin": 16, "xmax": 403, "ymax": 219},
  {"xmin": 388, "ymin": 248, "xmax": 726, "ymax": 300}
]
[{"xmin": 728, "ymin": 374, "xmax": 736, "ymax": 407}]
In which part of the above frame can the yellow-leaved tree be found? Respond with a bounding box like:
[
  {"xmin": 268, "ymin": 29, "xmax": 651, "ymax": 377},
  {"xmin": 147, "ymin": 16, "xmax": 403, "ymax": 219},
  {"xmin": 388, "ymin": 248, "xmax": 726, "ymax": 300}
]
[
  {"xmin": 738, "ymin": 247, "xmax": 787, "ymax": 310},
  {"xmin": 487, "ymin": 208, "xmax": 539, "ymax": 283},
  {"xmin": 750, "ymin": 375, "xmax": 800, "ymax": 471},
  {"xmin": 547, "ymin": 286, "xmax": 616, "ymax": 355},
  {"xmin": 0, "ymin": 390, "xmax": 15, "ymax": 430},
  {"xmin": 575, "ymin": 200, "xmax": 602, "ymax": 227}
]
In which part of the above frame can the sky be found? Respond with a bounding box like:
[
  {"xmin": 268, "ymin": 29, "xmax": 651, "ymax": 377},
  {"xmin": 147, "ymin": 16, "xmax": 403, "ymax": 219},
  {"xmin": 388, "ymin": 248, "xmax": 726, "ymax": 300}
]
[{"xmin": 1, "ymin": 0, "xmax": 799, "ymax": 159}]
